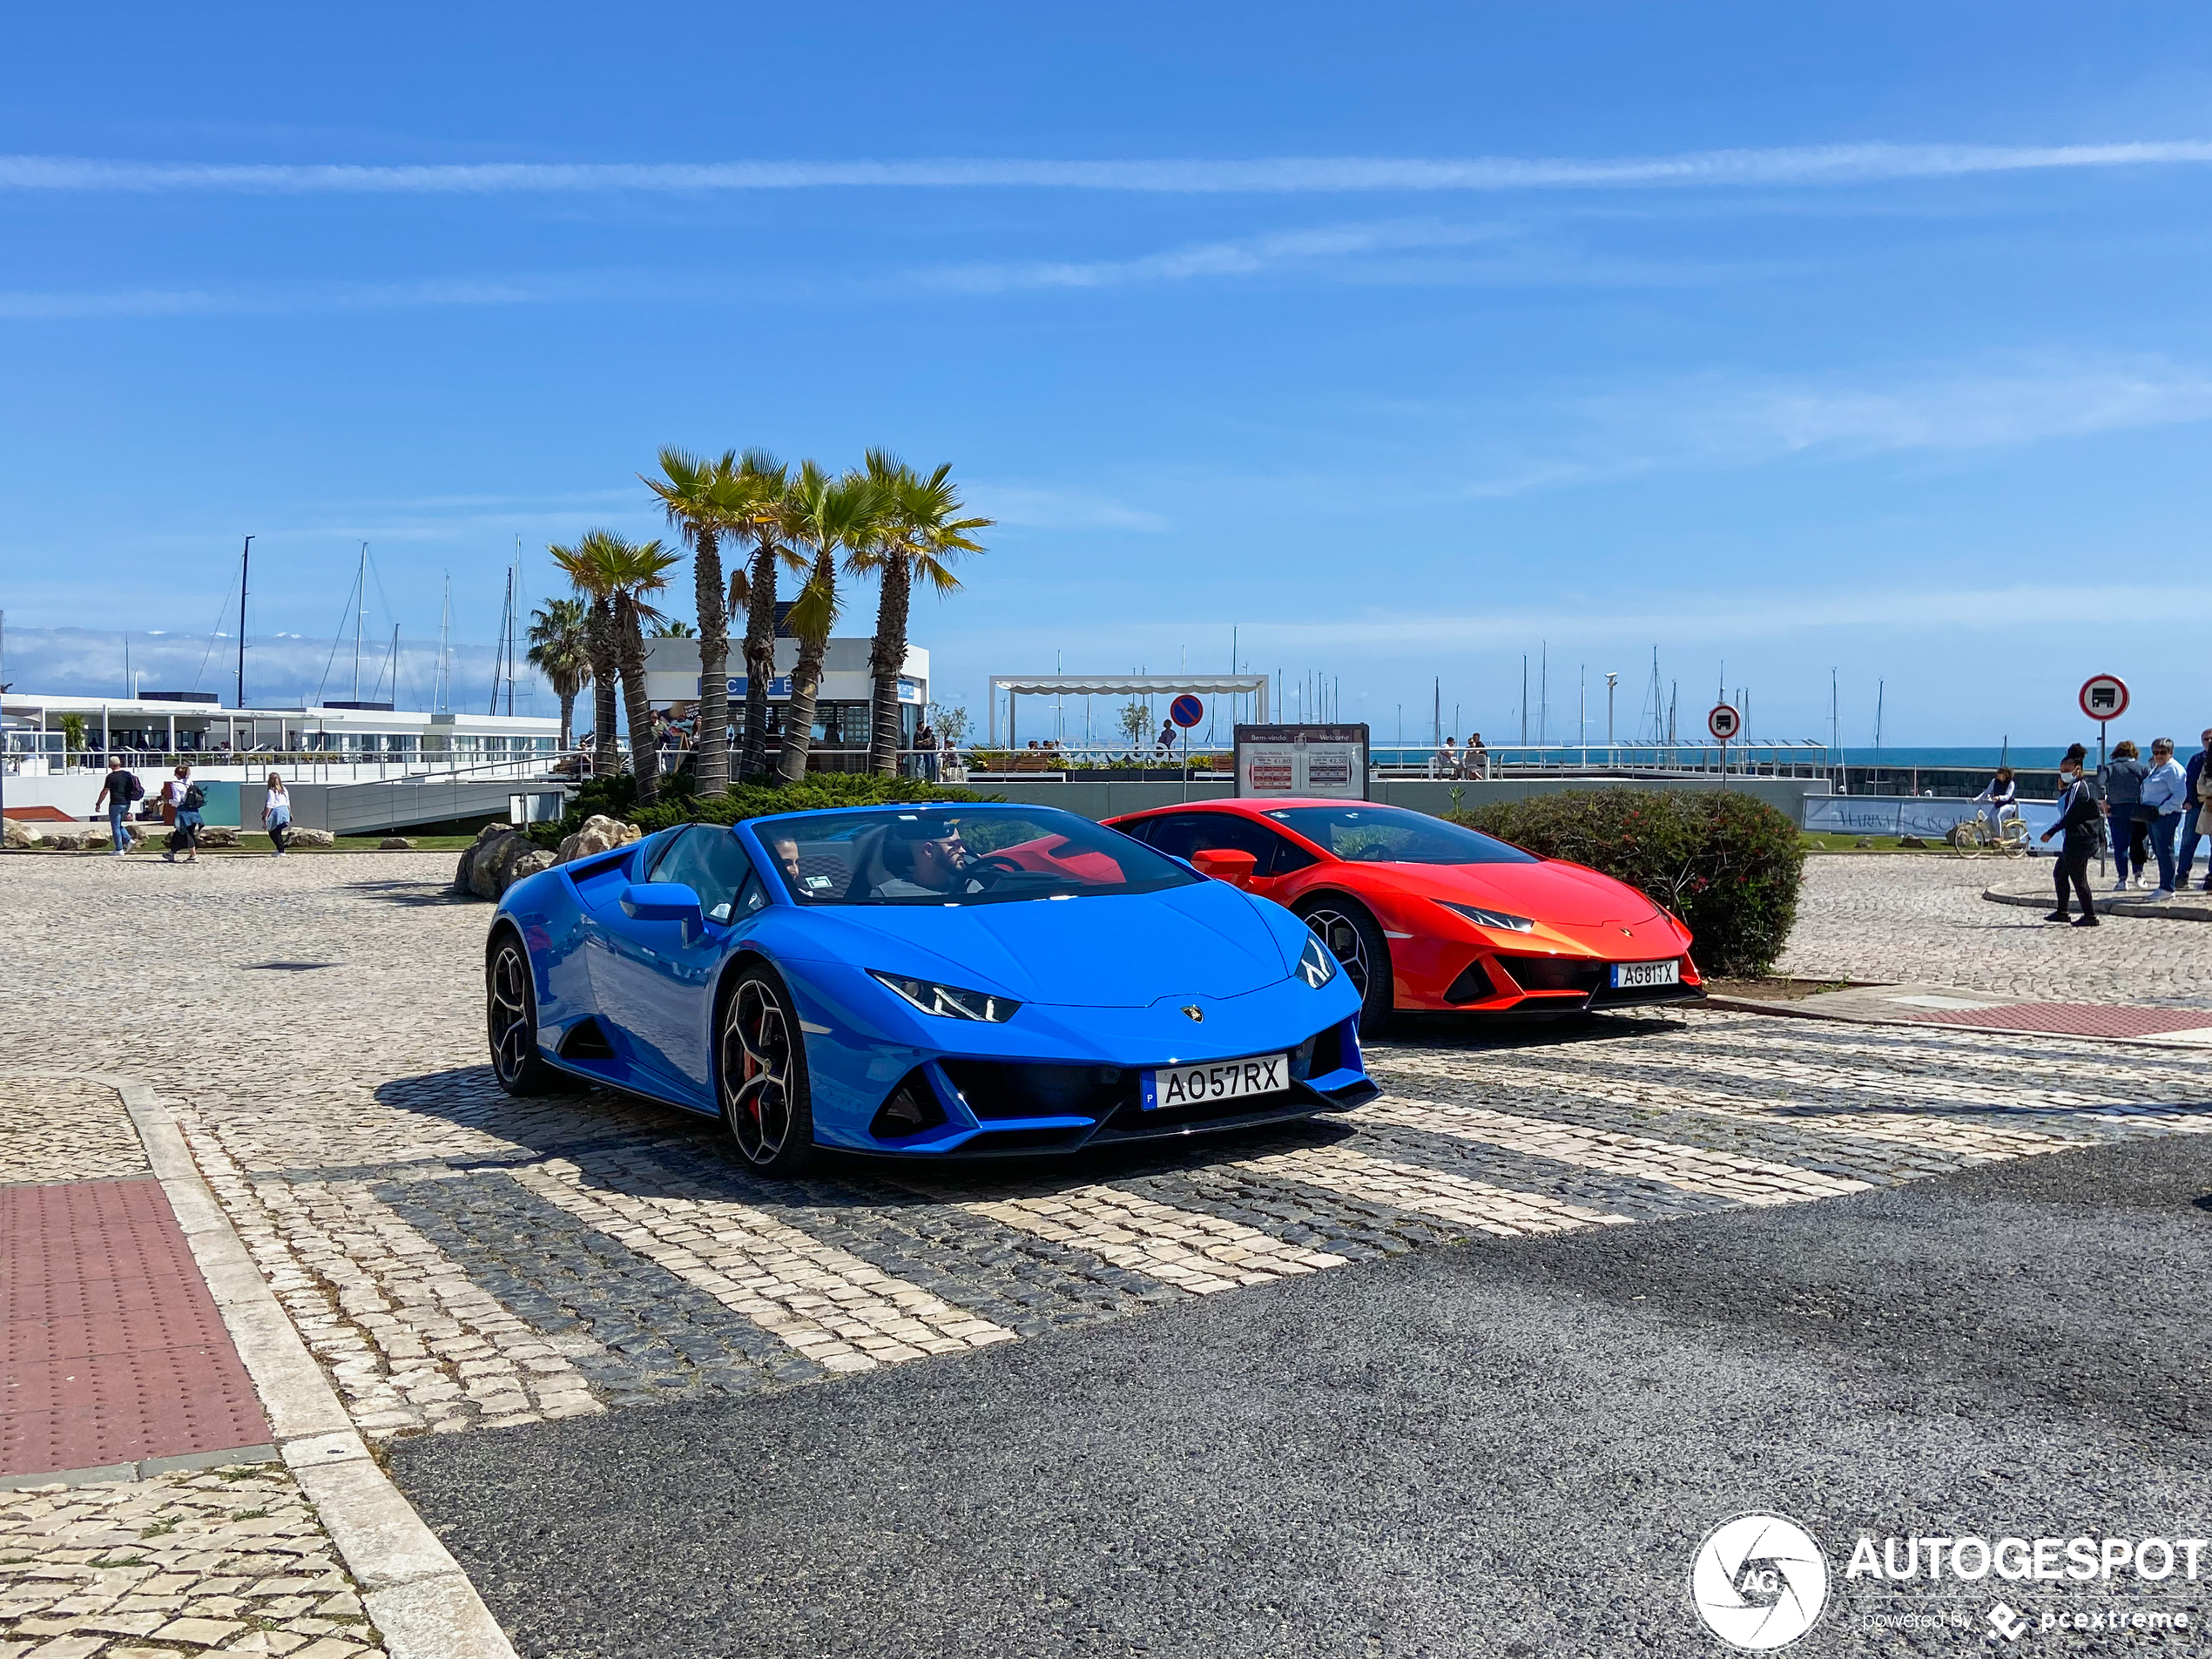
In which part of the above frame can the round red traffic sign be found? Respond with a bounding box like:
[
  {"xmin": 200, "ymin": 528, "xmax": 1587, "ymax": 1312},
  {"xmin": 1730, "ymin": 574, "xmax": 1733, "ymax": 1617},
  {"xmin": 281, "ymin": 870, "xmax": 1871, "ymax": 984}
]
[
  {"xmin": 1170, "ymin": 694, "xmax": 1204, "ymax": 728},
  {"xmin": 2078, "ymin": 674, "xmax": 2128, "ymax": 724},
  {"xmin": 1707, "ymin": 703, "xmax": 1742, "ymax": 742}
]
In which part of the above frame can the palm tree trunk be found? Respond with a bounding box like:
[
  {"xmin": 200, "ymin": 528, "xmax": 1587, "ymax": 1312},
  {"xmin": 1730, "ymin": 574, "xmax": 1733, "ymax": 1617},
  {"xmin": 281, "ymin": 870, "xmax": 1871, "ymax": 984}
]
[
  {"xmin": 775, "ymin": 555, "xmax": 834, "ymax": 784},
  {"xmin": 691, "ymin": 528, "xmax": 731, "ymax": 799},
  {"xmin": 617, "ymin": 597, "xmax": 659, "ymax": 806},
  {"xmin": 589, "ymin": 598, "xmax": 620, "ymax": 779},
  {"xmin": 867, "ymin": 556, "xmax": 911, "ymax": 776},
  {"xmin": 556, "ymin": 688, "xmax": 576, "ymax": 754},
  {"xmin": 740, "ymin": 541, "xmax": 779, "ymax": 779}
]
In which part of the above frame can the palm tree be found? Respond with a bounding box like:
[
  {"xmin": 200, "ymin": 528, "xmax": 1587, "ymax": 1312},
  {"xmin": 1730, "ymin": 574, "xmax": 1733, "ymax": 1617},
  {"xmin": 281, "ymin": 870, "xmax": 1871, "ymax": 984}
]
[
  {"xmin": 547, "ymin": 537, "xmax": 621, "ymax": 779},
  {"xmin": 730, "ymin": 450, "xmax": 799, "ymax": 780},
  {"xmin": 774, "ymin": 462, "xmax": 881, "ymax": 784},
  {"xmin": 524, "ymin": 597, "xmax": 593, "ymax": 755},
  {"xmin": 644, "ymin": 448, "xmax": 749, "ymax": 799},
  {"xmin": 649, "ymin": 618, "xmax": 696, "ymax": 637},
  {"xmin": 604, "ymin": 533, "xmax": 679, "ymax": 806},
  {"xmin": 851, "ymin": 451, "xmax": 992, "ymax": 775}
]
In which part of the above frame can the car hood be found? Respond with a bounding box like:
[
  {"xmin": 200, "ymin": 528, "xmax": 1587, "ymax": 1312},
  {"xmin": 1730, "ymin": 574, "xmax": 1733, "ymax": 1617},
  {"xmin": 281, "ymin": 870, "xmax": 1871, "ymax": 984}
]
[
  {"xmin": 1360, "ymin": 859, "xmax": 1663, "ymax": 927},
  {"xmin": 778, "ymin": 878, "xmax": 1295, "ymax": 1007}
]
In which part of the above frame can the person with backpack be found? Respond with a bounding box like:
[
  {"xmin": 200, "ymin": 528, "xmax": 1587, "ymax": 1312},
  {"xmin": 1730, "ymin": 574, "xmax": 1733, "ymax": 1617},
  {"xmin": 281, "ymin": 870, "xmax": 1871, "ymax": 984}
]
[
  {"xmin": 158, "ymin": 765, "xmax": 206, "ymax": 864},
  {"xmin": 91, "ymin": 757, "xmax": 142, "ymax": 856}
]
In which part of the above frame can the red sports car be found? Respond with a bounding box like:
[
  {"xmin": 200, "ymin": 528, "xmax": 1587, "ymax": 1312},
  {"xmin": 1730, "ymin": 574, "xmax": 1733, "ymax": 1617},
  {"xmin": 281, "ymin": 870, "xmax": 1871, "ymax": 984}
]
[{"xmin": 1102, "ymin": 798, "xmax": 1703, "ymax": 1031}]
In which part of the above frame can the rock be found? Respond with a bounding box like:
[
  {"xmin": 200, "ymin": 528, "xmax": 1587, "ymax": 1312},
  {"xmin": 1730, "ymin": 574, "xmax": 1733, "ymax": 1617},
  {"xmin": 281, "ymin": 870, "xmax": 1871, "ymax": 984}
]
[
  {"xmin": 3, "ymin": 818, "xmax": 45, "ymax": 849},
  {"xmin": 1898, "ymin": 834, "xmax": 1927, "ymax": 848},
  {"xmin": 462, "ymin": 826, "xmax": 555, "ymax": 902},
  {"xmin": 555, "ymin": 814, "xmax": 643, "ymax": 865},
  {"xmin": 193, "ymin": 825, "xmax": 241, "ymax": 847},
  {"xmin": 285, "ymin": 826, "xmax": 336, "ymax": 848},
  {"xmin": 381, "ymin": 836, "xmax": 416, "ymax": 851},
  {"xmin": 1854, "ymin": 836, "xmax": 1874, "ymax": 849}
]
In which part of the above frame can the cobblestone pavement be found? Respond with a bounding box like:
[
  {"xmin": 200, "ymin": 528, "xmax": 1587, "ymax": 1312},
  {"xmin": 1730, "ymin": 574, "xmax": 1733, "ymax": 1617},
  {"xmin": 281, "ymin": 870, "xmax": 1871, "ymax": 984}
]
[
  {"xmin": 3, "ymin": 853, "xmax": 2209, "ymax": 1462},
  {"xmin": 1, "ymin": 1082, "xmax": 150, "ymax": 1188},
  {"xmin": 0, "ymin": 1464, "xmax": 382, "ymax": 1658},
  {"xmin": 1777, "ymin": 853, "xmax": 2212, "ymax": 1007}
]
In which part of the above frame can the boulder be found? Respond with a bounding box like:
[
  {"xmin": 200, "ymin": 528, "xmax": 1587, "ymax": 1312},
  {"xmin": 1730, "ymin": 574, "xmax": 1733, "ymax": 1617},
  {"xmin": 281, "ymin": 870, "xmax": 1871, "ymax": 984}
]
[
  {"xmin": 193, "ymin": 825, "xmax": 241, "ymax": 848},
  {"xmin": 380, "ymin": 836, "xmax": 416, "ymax": 851},
  {"xmin": 3, "ymin": 818, "xmax": 44, "ymax": 849},
  {"xmin": 285, "ymin": 826, "xmax": 336, "ymax": 848},
  {"xmin": 462, "ymin": 826, "xmax": 555, "ymax": 901},
  {"xmin": 555, "ymin": 813, "xmax": 643, "ymax": 865}
]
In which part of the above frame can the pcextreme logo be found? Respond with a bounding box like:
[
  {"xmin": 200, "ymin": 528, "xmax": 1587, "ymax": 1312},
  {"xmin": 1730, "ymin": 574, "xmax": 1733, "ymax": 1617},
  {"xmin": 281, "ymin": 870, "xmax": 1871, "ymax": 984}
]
[{"xmin": 1689, "ymin": 1513, "xmax": 1831, "ymax": 1650}]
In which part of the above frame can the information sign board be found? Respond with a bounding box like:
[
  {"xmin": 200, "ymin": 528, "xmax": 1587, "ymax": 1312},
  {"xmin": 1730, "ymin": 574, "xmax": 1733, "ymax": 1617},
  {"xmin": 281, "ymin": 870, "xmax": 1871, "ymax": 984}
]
[{"xmin": 1233, "ymin": 724, "xmax": 1370, "ymax": 800}]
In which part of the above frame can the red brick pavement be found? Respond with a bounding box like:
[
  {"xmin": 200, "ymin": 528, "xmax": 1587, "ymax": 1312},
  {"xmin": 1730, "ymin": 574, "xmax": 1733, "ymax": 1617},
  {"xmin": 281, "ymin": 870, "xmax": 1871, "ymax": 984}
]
[
  {"xmin": 1898, "ymin": 1002, "xmax": 2212, "ymax": 1038},
  {"xmin": 1, "ymin": 1177, "xmax": 269, "ymax": 1477}
]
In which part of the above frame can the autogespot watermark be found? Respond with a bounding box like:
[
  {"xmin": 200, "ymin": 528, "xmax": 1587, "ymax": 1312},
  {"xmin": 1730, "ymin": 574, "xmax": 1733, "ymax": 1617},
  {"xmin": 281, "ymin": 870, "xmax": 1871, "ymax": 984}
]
[{"xmin": 1689, "ymin": 1516, "xmax": 2202, "ymax": 1649}]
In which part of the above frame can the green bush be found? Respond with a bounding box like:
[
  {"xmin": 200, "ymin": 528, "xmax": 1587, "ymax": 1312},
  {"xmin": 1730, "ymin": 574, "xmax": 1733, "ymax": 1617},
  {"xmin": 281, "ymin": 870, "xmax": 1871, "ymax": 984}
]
[
  {"xmin": 531, "ymin": 770, "xmax": 983, "ymax": 848},
  {"xmin": 1448, "ymin": 788, "xmax": 1805, "ymax": 978}
]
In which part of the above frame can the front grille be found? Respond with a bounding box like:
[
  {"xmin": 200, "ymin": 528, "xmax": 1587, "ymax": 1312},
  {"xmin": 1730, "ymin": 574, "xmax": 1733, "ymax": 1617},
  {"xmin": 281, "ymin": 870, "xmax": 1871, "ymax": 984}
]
[
  {"xmin": 939, "ymin": 1060, "xmax": 1136, "ymax": 1123},
  {"xmin": 1494, "ymin": 954, "xmax": 1604, "ymax": 995}
]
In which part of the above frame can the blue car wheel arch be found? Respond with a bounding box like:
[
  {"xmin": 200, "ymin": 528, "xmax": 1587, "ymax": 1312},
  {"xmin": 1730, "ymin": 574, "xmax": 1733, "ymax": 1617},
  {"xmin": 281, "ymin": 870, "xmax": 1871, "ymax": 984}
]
[{"xmin": 490, "ymin": 806, "xmax": 1380, "ymax": 1157}]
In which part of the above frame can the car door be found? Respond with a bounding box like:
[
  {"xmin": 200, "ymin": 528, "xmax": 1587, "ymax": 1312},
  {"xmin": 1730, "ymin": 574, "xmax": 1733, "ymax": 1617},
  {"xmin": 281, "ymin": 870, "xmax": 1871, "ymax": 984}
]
[
  {"xmin": 595, "ymin": 825, "xmax": 770, "ymax": 1105},
  {"xmin": 1132, "ymin": 811, "xmax": 1317, "ymax": 903}
]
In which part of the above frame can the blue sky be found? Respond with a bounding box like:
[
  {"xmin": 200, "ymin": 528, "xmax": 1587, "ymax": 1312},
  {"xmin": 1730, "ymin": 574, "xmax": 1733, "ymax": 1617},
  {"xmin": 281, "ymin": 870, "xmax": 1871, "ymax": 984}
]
[{"xmin": 4, "ymin": 3, "xmax": 2211, "ymax": 749}]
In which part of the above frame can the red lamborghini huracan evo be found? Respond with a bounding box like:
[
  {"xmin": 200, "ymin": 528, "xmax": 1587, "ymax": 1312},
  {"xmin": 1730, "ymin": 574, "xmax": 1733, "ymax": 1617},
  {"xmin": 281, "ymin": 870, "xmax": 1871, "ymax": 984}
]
[{"xmin": 1103, "ymin": 798, "xmax": 1704, "ymax": 1031}]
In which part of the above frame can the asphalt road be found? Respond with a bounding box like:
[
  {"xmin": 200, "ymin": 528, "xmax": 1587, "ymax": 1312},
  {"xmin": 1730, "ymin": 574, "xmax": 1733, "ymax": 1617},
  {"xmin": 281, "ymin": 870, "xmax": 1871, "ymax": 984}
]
[{"xmin": 388, "ymin": 1133, "xmax": 2212, "ymax": 1658}]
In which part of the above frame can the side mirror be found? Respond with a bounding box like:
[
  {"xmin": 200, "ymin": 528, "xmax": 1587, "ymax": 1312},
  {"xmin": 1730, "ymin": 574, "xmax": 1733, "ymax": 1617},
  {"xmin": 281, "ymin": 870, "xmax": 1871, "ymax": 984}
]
[
  {"xmin": 621, "ymin": 882, "xmax": 705, "ymax": 931},
  {"xmin": 1190, "ymin": 848, "xmax": 1259, "ymax": 888}
]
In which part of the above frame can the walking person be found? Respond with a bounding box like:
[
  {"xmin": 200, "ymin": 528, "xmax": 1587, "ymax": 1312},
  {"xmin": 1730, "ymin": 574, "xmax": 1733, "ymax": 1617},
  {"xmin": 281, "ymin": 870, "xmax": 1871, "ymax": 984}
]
[
  {"xmin": 158, "ymin": 765, "xmax": 205, "ymax": 864},
  {"xmin": 2177, "ymin": 728, "xmax": 2212, "ymax": 893},
  {"xmin": 2099, "ymin": 739, "xmax": 2148, "ymax": 890},
  {"xmin": 262, "ymin": 772, "xmax": 292, "ymax": 856},
  {"xmin": 91, "ymin": 757, "xmax": 142, "ymax": 857},
  {"xmin": 2140, "ymin": 738, "xmax": 2188, "ymax": 900},
  {"xmin": 2041, "ymin": 744, "xmax": 2101, "ymax": 926}
]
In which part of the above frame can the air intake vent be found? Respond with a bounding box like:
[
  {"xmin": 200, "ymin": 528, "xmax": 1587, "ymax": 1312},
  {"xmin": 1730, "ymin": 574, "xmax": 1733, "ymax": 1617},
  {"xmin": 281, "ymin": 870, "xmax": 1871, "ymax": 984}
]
[
  {"xmin": 1444, "ymin": 960, "xmax": 1496, "ymax": 1003},
  {"xmin": 869, "ymin": 1069, "xmax": 948, "ymax": 1139},
  {"xmin": 557, "ymin": 1018, "xmax": 616, "ymax": 1061}
]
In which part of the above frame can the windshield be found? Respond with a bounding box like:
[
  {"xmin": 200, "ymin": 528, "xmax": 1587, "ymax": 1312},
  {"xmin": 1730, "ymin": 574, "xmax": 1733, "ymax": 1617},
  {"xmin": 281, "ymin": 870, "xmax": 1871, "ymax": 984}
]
[
  {"xmin": 1265, "ymin": 806, "xmax": 1537, "ymax": 865},
  {"xmin": 758, "ymin": 806, "xmax": 1200, "ymax": 906}
]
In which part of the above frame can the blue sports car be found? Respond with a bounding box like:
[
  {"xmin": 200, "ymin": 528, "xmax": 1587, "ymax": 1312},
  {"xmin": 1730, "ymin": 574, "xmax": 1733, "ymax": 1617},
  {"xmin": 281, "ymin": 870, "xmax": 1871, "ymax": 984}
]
[{"xmin": 486, "ymin": 802, "xmax": 1379, "ymax": 1172}]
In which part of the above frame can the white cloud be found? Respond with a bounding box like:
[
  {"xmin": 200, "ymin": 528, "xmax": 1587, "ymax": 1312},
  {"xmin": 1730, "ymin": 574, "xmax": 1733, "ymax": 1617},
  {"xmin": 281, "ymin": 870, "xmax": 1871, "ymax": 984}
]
[
  {"xmin": 925, "ymin": 219, "xmax": 1514, "ymax": 293},
  {"xmin": 968, "ymin": 482, "xmax": 1170, "ymax": 534},
  {"xmin": 1460, "ymin": 355, "xmax": 2212, "ymax": 496},
  {"xmin": 0, "ymin": 273, "xmax": 652, "ymax": 321},
  {"xmin": 6, "ymin": 140, "xmax": 2212, "ymax": 195}
]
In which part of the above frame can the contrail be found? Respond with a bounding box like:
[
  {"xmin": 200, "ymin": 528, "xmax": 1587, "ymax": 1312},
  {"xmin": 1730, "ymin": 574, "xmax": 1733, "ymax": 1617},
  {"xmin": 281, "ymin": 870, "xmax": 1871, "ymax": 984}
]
[{"xmin": 3, "ymin": 140, "xmax": 2212, "ymax": 195}]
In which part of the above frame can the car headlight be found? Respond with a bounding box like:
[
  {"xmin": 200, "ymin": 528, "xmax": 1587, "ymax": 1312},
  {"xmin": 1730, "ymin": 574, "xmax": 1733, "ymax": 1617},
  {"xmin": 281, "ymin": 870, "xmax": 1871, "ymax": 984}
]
[
  {"xmin": 1296, "ymin": 932, "xmax": 1339, "ymax": 988},
  {"xmin": 1439, "ymin": 900, "xmax": 1535, "ymax": 934},
  {"xmin": 868, "ymin": 970, "xmax": 1021, "ymax": 1022}
]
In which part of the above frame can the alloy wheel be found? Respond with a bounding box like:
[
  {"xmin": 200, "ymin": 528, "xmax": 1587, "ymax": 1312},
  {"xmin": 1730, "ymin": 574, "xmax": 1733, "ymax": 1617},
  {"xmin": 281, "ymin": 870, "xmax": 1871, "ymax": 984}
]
[
  {"xmin": 720, "ymin": 978, "xmax": 795, "ymax": 1166},
  {"xmin": 1304, "ymin": 908, "xmax": 1371, "ymax": 1000},
  {"xmin": 488, "ymin": 943, "xmax": 535, "ymax": 1085}
]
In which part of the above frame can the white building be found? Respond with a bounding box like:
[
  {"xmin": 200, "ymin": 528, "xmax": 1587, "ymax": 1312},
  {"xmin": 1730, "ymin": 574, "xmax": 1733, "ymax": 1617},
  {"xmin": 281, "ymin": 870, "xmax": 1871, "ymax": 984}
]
[
  {"xmin": 0, "ymin": 691, "xmax": 563, "ymax": 819},
  {"xmin": 642, "ymin": 634, "xmax": 928, "ymax": 761}
]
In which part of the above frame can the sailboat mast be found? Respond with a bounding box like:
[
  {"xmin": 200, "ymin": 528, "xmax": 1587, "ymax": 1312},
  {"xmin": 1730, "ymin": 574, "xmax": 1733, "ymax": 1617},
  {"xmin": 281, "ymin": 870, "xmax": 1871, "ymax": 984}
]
[
  {"xmin": 236, "ymin": 536, "xmax": 253, "ymax": 709},
  {"xmin": 352, "ymin": 543, "xmax": 368, "ymax": 703},
  {"xmin": 437, "ymin": 577, "xmax": 451, "ymax": 714}
]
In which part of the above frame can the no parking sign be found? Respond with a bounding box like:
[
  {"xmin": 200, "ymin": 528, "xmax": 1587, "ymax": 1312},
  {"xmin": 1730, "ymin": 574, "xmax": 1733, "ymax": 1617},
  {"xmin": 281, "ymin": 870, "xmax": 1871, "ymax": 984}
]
[{"xmin": 1170, "ymin": 694, "xmax": 1204, "ymax": 728}]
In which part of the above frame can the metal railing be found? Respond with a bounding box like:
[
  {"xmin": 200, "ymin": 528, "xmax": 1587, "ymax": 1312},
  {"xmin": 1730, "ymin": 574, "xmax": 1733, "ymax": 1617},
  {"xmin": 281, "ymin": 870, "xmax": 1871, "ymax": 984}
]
[{"xmin": 2, "ymin": 746, "xmax": 572, "ymax": 785}]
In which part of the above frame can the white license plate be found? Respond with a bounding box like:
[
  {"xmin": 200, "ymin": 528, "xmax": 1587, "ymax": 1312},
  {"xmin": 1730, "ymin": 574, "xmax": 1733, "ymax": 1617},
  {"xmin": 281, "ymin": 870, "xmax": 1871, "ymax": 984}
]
[
  {"xmin": 1143, "ymin": 1052, "xmax": 1291, "ymax": 1110},
  {"xmin": 1610, "ymin": 960, "xmax": 1681, "ymax": 989}
]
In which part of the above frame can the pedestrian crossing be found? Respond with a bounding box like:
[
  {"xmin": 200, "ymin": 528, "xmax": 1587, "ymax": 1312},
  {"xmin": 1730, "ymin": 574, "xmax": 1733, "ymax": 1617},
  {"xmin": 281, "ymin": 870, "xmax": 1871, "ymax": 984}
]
[{"xmin": 181, "ymin": 1008, "xmax": 2212, "ymax": 1439}]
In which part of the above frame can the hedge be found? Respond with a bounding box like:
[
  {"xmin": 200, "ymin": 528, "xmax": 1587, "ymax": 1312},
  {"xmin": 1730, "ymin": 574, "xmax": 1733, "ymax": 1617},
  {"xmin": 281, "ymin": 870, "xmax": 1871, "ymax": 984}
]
[
  {"xmin": 1447, "ymin": 788, "xmax": 1805, "ymax": 978},
  {"xmin": 529, "ymin": 769, "xmax": 981, "ymax": 848}
]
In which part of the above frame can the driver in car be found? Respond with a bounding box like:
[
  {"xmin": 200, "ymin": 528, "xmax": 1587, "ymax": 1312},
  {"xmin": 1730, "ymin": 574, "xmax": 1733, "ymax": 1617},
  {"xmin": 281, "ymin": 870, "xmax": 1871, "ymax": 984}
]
[{"xmin": 872, "ymin": 819, "xmax": 986, "ymax": 897}]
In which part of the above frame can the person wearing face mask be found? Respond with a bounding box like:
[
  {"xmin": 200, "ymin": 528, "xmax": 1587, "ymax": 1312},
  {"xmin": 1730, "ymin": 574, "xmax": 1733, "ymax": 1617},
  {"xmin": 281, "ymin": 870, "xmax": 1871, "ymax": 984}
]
[{"xmin": 2040, "ymin": 743, "xmax": 2101, "ymax": 926}]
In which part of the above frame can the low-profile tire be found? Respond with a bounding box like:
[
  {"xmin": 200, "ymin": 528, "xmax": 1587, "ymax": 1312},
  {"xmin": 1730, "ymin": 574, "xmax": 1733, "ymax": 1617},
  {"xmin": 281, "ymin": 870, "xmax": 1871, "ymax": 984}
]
[
  {"xmin": 486, "ymin": 930, "xmax": 562, "ymax": 1096},
  {"xmin": 717, "ymin": 963, "xmax": 818, "ymax": 1177},
  {"xmin": 1295, "ymin": 895, "xmax": 1393, "ymax": 1035}
]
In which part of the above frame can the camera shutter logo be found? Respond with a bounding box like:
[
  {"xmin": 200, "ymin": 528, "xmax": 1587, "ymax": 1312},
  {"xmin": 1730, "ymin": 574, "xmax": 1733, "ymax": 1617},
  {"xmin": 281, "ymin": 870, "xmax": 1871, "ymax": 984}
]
[{"xmin": 1689, "ymin": 1514, "xmax": 1829, "ymax": 1650}]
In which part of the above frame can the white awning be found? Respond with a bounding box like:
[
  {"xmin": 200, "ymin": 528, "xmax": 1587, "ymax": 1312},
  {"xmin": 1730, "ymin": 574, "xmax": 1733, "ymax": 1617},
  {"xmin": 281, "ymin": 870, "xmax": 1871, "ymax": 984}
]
[{"xmin": 987, "ymin": 674, "xmax": 1270, "ymax": 744}]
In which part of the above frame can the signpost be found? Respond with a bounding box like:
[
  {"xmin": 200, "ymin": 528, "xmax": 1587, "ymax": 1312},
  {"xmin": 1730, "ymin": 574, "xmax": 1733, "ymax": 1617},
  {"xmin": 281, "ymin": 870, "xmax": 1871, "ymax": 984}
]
[
  {"xmin": 1233, "ymin": 724, "xmax": 1370, "ymax": 800},
  {"xmin": 1170, "ymin": 696, "xmax": 1203, "ymax": 799},
  {"xmin": 1707, "ymin": 702, "xmax": 1741, "ymax": 785},
  {"xmin": 2078, "ymin": 674, "xmax": 2128, "ymax": 876}
]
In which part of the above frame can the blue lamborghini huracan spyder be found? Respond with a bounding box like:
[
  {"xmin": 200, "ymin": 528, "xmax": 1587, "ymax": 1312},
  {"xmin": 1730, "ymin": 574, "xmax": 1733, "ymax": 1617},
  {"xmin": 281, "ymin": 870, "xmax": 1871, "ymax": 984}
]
[{"xmin": 486, "ymin": 801, "xmax": 1379, "ymax": 1172}]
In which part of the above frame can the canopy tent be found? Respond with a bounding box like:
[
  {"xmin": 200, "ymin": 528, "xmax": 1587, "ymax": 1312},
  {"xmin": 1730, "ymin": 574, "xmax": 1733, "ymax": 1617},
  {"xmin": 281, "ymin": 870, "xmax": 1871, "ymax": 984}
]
[{"xmin": 988, "ymin": 674, "xmax": 1270, "ymax": 747}]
